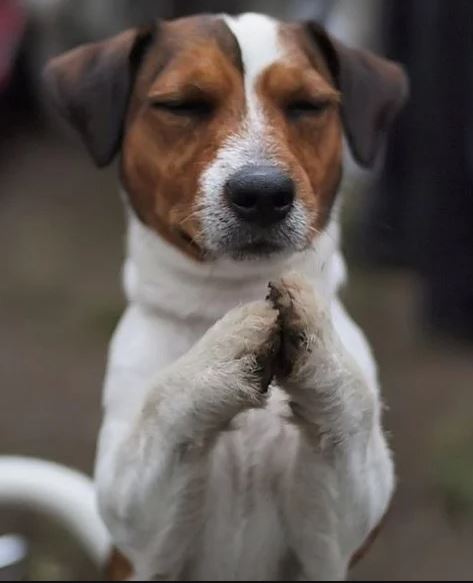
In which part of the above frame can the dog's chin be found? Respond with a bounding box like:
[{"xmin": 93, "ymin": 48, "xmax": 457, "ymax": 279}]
[
  {"xmin": 177, "ymin": 228, "xmax": 292, "ymax": 261},
  {"xmin": 206, "ymin": 236, "xmax": 304, "ymax": 262},
  {"xmin": 225, "ymin": 241, "xmax": 288, "ymax": 261}
]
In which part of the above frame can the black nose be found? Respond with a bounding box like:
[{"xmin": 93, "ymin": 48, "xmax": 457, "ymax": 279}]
[{"xmin": 225, "ymin": 165, "xmax": 295, "ymax": 227}]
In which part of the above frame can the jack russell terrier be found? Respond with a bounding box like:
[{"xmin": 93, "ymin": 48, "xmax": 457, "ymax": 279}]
[{"xmin": 0, "ymin": 12, "xmax": 408, "ymax": 581}]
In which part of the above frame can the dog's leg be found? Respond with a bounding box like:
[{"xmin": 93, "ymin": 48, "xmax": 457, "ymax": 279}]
[
  {"xmin": 96, "ymin": 300, "xmax": 279, "ymax": 580},
  {"xmin": 268, "ymin": 274, "xmax": 394, "ymax": 581}
]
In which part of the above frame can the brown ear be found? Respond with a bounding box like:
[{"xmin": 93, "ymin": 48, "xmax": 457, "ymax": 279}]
[
  {"xmin": 308, "ymin": 23, "xmax": 409, "ymax": 167},
  {"xmin": 43, "ymin": 27, "xmax": 154, "ymax": 167}
]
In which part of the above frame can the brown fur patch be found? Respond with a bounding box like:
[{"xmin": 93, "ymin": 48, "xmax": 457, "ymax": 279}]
[
  {"xmin": 104, "ymin": 548, "xmax": 133, "ymax": 581},
  {"xmin": 349, "ymin": 513, "xmax": 388, "ymax": 568},
  {"xmin": 121, "ymin": 16, "xmax": 245, "ymax": 259}
]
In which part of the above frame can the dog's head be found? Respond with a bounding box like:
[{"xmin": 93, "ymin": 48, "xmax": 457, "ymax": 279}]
[{"xmin": 44, "ymin": 13, "xmax": 408, "ymax": 260}]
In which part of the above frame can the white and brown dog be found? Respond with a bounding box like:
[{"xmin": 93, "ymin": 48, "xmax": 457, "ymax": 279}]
[{"xmin": 1, "ymin": 12, "xmax": 408, "ymax": 581}]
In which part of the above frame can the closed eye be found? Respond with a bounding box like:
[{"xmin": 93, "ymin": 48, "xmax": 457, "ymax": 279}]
[
  {"xmin": 286, "ymin": 99, "xmax": 331, "ymax": 118},
  {"xmin": 150, "ymin": 98, "xmax": 213, "ymax": 118}
]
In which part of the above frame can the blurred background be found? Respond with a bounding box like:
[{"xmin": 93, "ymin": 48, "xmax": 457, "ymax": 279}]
[{"xmin": 1, "ymin": 0, "xmax": 472, "ymax": 580}]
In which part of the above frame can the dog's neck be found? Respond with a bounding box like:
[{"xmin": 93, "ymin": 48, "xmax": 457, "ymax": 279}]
[{"xmin": 123, "ymin": 209, "xmax": 346, "ymax": 324}]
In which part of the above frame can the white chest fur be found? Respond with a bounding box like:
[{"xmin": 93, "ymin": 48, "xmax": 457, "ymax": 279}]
[
  {"xmin": 95, "ymin": 213, "xmax": 390, "ymax": 581},
  {"xmin": 102, "ymin": 210, "xmax": 347, "ymax": 414}
]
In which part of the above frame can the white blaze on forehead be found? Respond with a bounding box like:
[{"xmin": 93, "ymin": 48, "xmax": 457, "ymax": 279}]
[
  {"xmin": 222, "ymin": 13, "xmax": 283, "ymax": 94},
  {"xmin": 222, "ymin": 13, "xmax": 285, "ymax": 152},
  {"xmin": 201, "ymin": 13, "xmax": 286, "ymax": 175}
]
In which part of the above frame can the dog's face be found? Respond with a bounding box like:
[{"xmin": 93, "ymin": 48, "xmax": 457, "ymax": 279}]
[{"xmin": 44, "ymin": 13, "xmax": 408, "ymax": 260}]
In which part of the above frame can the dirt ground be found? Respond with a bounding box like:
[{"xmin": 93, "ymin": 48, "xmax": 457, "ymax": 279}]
[{"xmin": 1, "ymin": 127, "xmax": 473, "ymax": 580}]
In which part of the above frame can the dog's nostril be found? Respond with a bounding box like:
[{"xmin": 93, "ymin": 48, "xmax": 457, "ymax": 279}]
[
  {"xmin": 225, "ymin": 165, "xmax": 295, "ymax": 227},
  {"xmin": 273, "ymin": 191, "xmax": 292, "ymax": 209},
  {"xmin": 233, "ymin": 191, "xmax": 258, "ymax": 210}
]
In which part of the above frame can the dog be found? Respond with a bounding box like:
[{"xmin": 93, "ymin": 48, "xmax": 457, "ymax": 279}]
[{"xmin": 2, "ymin": 12, "xmax": 408, "ymax": 581}]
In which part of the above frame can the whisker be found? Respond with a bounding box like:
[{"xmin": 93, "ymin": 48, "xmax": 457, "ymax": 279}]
[{"xmin": 174, "ymin": 206, "xmax": 204, "ymax": 229}]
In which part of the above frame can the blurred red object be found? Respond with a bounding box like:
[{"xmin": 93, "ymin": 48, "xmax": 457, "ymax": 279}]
[{"xmin": 0, "ymin": 0, "xmax": 26, "ymax": 93}]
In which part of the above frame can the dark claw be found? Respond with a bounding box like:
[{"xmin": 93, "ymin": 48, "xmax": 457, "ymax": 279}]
[{"xmin": 266, "ymin": 281, "xmax": 282, "ymax": 304}]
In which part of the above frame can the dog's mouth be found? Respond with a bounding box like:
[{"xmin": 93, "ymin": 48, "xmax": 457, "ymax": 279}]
[
  {"xmin": 178, "ymin": 231, "xmax": 284, "ymax": 260},
  {"xmin": 213, "ymin": 221, "xmax": 306, "ymax": 260},
  {"xmin": 177, "ymin": 227, "xmax": 287, "ymax": 261}
]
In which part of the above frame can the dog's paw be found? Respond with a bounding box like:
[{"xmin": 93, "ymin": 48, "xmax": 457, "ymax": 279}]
[
  {"xmin": 203, "ymin": 300, "xmax": 280, "ymax": 394},
  {"xmin": 268, "ymin": 272, "xmax": 330, "ymax": 377}
]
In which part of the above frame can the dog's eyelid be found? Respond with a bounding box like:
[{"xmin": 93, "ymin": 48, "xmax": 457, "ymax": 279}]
[
  {"xmin": 279, "ymin": 84, "xmax": 340, "ymax": 108},
  {"xmin": 297, "ymin": 88, "xmax": 340, "ymax": 105},
  {"xmin": 147, "ymin": 94, "xmax": 214, "ymax": 118},
  {"xmin": 147, "ymin": 82, "xmax": 215, "ymax": 103},
  {"xmin": 284, "ymin": 90, "xmax": 339, "ymax": 115},
  {"xmin": 147, "ymin": 90, "xmax": 184, "ymax": 104}
]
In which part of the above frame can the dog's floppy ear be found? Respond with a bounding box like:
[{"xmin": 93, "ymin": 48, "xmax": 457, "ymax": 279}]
[
  {"xmin": 43, "ymin": 27, "xmax": 154, "ymax": 167},
  {"xmin": 307, "ymin": 22, "xmax": 409, "ymax": 167}
]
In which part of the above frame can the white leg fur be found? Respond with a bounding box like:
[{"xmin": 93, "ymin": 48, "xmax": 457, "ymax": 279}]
[
  {"xmin": 269, "ymin": 273, "xmax": 377, "ymax": 446},
  {"xmin": 96, "ymin": 277, "xmax": 393, "ymax": 580},
  {"xmin": 96, "ymin": 300, "xmax": 279, "ymax": 579},
  {"xmin": 269, "ymin": 273, "xmax": 394, "ymax": 580}
]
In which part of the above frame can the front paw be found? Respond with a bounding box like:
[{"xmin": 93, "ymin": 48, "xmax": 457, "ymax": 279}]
[
  {"xmin": 268, "ymin": 272, "xmax": 331, "ymax": 378},
  {"xmin": 203, "ymin": 300, "xmax": 280, "ymax": 395}
]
